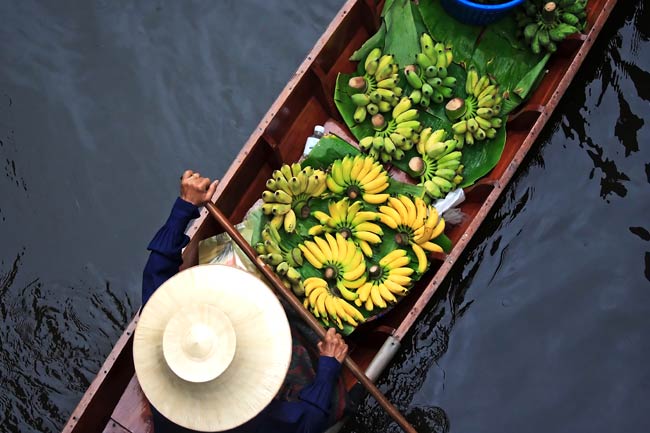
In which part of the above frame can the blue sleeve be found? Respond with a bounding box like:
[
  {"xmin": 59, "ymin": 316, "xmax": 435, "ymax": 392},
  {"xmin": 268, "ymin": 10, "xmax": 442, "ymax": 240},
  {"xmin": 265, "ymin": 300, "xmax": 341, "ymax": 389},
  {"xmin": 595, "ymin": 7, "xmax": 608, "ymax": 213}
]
[
  {"xmin": 295, "ymin": 356, "xmax": 342, "ymax": 431},
  {"xmin": 141, "ymin": 197, "xmax": 200, "ymax": 305}
]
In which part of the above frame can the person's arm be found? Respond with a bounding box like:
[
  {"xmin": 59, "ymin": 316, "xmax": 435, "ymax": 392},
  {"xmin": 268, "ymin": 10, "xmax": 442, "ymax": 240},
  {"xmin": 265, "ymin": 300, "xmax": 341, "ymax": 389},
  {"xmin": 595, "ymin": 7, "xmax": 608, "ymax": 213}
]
[
  {"xmin": 141, "ymin": 170, "xmax": 218, "ymax": 305},
  {"xmin": 295, "ymin": 329, "xmax": 348, "ymax": 432}
]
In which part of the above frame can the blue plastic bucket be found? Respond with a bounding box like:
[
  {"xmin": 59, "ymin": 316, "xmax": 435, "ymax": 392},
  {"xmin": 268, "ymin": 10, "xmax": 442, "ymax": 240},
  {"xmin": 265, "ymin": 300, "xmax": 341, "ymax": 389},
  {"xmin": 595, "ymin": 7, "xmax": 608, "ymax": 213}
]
[{"xmin": 440, "ymin": 0, "xmax": 525, "ymax": 26}]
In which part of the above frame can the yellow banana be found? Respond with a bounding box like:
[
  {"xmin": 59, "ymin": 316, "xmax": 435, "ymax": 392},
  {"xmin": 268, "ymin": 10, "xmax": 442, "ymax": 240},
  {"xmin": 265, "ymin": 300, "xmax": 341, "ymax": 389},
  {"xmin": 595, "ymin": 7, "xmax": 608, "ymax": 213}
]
[
  {"xmin": 362, "ymin": 193, "xmax": 390, "ymax": 204},
  {"xmin": 379, "ymin": 205, "xmax": 403, "ymax": 226},
  {"xmin": 313, "ymin": 237, "xmax": 333, "ymax": 262},
  {"xmin": 349, "ymin": 155, "xmax": 364, "ymax": 180},
  {"xmin": 388, "ymin": 266, "xmax": 414, "ymax": 277},
  {"xmin": 388, "ymin": 197, "xmax": 409, "ymax": 224},
  {"xmin": 383, "ymin": 279, "xmax": 408, "ymax": 296},
  {"xmin": 340, "ymin": 156, "xmax": 353, "ymax": 183},
  {"xmin": 399, "ymin": 195, "xmax": 417, "ymax": 227},
  {"xmin": 342, "ymin": 260, "xmax": 366, "ymax": 282},
  {"xmin": 378, "ymin": 283, "xmax": 397, "ymax": 303},
  {"xmin": 326, "ymin": 176, "xmax": 345, "ymax": 194},
  {"xmin": 411, "ymin": 242, "xmax": 428, "ymax": 273},
  {"xmin": 355, "ymin": 156, "xmax": 375, "ymax": 182},
  {"xmin": 336, "ymin": 233, "xmax": 348, "ymax": 260},
  {"xmin": 386, "ymin": 273, "xmax": 412, "ymax": 286},
  {"xmin": 299, "ymin": 244, "xmax": 324, "ymax": 269},
  {"xmin": 340, "ymin": 298, "xmax": 365, "ymax": 322},
  {"xmin": 370, "ymin": 284, "xmax": 387, "ymax": 308},
  {"xmin": 359, "ymin": 164, "xmax": 383, "ymax": 186},
  {"xmin": 386, "ymin": 255, "xmax": 410, "ymax": 270},
  {"xmin": 350, "ymin": 211, "xmax": 378, "ymax": 226},
  {"xmin": 324, "ymin": 233, "xmax": 339, "ymax": 259},
  {"xmin": 283, "ymin": 209, "xmax": 296, "ymax": 233},
  {"xmin": 355, "ymin": 230, "xmax": 381, "ymax": 244},
  {"xmin": 357, "ymin": 282, "xmax": 373, "ymax": 302},
  {"xmin": 342, "ymin": 274, "xmax": 367, "ymax": 289},
  {"xmin": 421, "ymin": 241, "xmax": 444, "ymax": 253},
  {"xmin": 430, "ymin": 218, "xmax": 446, "ymax": 239},
  {"xmin": 379, "ymin": 249, "xmax": 407, "ymax": 266},
  {"xmin": 358, "ymin": 239, "xmax": 373, "ymax": 257},
  {"xmin": 355, "ymin": 222, "xmax": 383, "ymax": 235},
  {"xmin": 363, "ymin": 174, "xmax": 390, "ymax": 194},
  {"xmin": 304, "ymin": 240, "xmax": 328, "ymax": 264},
  {"xmin": 378, "ymin": 212, "xmax": 398, "ymax": 229}
]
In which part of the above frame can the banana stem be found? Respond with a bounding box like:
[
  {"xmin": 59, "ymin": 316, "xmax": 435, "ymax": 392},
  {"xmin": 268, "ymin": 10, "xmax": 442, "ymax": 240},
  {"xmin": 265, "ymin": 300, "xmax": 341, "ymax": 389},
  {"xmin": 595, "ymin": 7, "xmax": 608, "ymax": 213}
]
[
  {"xmin": 445, "ymin": 97, "xmax": 466, "ymax": 121},
  {"xmin": 348, "ymin": 76, "xmax": 367, "ymax": 92},
  {"xmin": 542, "ymin": 2, "xmax": 557, "ymax": 24},
  {"xmin": 408, "ymin": 156, "xmax": 425, "ymax": 176}
]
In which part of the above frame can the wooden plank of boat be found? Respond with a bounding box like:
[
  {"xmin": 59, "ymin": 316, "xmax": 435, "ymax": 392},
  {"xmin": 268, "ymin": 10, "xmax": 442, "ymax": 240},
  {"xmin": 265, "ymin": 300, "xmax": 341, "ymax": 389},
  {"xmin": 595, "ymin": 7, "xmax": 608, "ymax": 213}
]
[{"xmin": 62, "ymin": 0, "xmax": 618, "ymax": 431}]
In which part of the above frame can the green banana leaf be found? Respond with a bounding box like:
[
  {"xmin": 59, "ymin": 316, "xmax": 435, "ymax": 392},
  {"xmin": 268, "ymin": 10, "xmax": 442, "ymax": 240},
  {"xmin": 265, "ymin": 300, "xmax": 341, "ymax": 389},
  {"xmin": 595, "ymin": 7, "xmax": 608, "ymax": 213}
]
[
  {"xmin": 349, "ymin": 22, "xmax": 386, "ymax": 62},
  {"xmin": 384, "ymin": 0, "xmax": 420, "ymax": 68},
  {"xmin": 302, "ymin": 134, "xmax": 360, "ymax": 169}
]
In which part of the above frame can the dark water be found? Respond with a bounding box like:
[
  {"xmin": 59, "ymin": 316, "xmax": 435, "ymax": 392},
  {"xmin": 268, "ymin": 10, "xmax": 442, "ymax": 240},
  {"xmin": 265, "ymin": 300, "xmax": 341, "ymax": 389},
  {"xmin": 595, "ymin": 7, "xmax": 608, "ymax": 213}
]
[{"xmin": 0, "ymin": 1, "xmax": 647, "ymax": 432}]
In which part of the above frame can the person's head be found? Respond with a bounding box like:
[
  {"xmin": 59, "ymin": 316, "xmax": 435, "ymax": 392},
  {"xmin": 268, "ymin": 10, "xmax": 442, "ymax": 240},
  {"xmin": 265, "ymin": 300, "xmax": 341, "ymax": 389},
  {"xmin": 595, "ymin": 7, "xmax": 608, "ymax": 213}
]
[{"xmin": 134, "ymin": 265, "xmax": 292, "ymax": 431}]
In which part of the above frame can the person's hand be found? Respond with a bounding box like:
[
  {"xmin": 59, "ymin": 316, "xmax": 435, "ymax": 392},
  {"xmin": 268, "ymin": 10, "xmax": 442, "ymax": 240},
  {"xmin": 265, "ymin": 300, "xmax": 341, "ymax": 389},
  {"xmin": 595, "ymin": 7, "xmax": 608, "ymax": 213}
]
[
  {"xmin": 318, "ymin": 328, "xmax": 348, "ymax": 364},
  {"xmin": 179, "ymin": 170, "xmax": 218, "ymax": 207}
]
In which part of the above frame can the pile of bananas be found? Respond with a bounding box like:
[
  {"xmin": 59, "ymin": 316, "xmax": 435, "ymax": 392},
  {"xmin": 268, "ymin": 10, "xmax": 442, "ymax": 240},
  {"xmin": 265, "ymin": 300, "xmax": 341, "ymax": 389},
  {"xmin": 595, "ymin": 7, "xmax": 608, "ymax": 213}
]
[
  {"xmin": 310, "ymin": 198, "xmax": 383, "ymax": 257},
  {"xmin": 304, "ymin": 277, "xmax": 366, "ymax": 329},
  {"xmin": 349, "ymin": 48, "xmax": 403, "ymax": 123},
  {"xmin": 326, "ymin": 155, "xmax": 390, "ymax": 204},
  {"xmin": 405, "ymin": 33, "xmax": 456, "ymax": 108},
  {"xmin": 255, "ymin": 224, "xmax": 306, "ymax": 296},
  {"xmin": 447, "ymin": 68, "xmax": 503, "ymax": 147},
  {"xmin": 377, "ymin": 195, "xmax": 445, "ymax": 273},
  {"xmin": 262, "ymin": 162, "xmax": 327, "ymax": 233},
  {"xmin": 358, "ymin": 97, "xmax": 422, "ymax": 163},
  {"xmin": 298, "ymin": 233, "xmax": 368, "ymax": 300},
  {"xmin": 356, "ymin": 250, "xmax": 414, "ymax": 311},
  {"xmin": 409, "ymin": 128, "xmax": 464, "ymax": 200},
  {"xmin": 516, "ymin": 0, "xmax": 587, "ymax": 54}
]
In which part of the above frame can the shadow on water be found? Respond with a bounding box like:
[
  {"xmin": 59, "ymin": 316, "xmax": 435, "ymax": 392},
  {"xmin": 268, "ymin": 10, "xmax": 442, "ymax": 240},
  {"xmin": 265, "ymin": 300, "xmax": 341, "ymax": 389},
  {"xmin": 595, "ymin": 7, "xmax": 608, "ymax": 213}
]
[{"xmin": 343, "ymin": 1, "xmax": 650, "ymax": 432}]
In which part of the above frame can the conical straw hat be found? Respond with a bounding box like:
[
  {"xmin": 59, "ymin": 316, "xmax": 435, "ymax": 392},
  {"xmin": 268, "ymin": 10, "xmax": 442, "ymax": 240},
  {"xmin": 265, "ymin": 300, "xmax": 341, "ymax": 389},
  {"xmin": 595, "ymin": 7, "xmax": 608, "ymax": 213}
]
[{"xmin": 133, "ymin": 264, "xmax": 292, "ymax": 432}]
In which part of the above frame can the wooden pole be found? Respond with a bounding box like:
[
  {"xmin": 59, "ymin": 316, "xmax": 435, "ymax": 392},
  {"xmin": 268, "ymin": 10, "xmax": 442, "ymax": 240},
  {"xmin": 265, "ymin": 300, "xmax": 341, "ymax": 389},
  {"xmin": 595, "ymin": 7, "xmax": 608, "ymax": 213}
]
[{"xmin": 205, "ymin": 202, "xmax": 417, "ymax": 433}]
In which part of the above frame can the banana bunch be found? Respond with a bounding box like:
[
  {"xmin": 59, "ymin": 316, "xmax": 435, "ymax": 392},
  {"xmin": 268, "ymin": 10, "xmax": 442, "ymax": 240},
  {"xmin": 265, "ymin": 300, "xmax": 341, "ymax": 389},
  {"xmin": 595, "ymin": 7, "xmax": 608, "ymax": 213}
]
[
  {"xmin": 409, "ymin": 128, "xmax": 464, "ymax": 200},
  {"xmin": 377, "ymin": 195, "xmax": 445, "ymax": 273},
  {"xmin": 405, "ymin": 33, "xmax": 456, "ymax": 108},
  {"xmin": 262, "ymin": 162, "xmax": 328, "ymax": 233},
  {"xmin": 326, "ymin": 155, "xmax": 390, "ymax": 205},
  {"xmin": 358, "ymin": 97, "xmax": 422, "ymax": 163},
  {"xmin": 515, "ymin": 0, "xmax": 587, "ymax": 54},
  {"xmin": 447, "ymin": 68, "xmax": 503, "ymax": 147},
  {"xmin": 310, "ymin": 198, "xmax": 383, "ymax": 257},
  {"xmin": 304, "ymin": 277, "xmax": 365, "ymax": 329},
  {"xmin": 298, "ymin": 233, "xmax": 368, "ymax": 298},
  {"xmin": 356, "ymin": 250, "xmax": 414, "ymax": 311},
  {"xmin": 349, "ymin": 48, "xmax": 403, "ymax": 123},
  {"xmin": 255, "ymin": 223, "xmax": 306, "ymax": 296}
]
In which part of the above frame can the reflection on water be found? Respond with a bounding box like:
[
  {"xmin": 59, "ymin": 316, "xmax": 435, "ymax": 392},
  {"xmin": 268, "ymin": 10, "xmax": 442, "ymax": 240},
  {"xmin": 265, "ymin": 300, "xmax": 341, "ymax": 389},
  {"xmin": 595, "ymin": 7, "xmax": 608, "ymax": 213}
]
[{"xmin": 343, "ymin": 1, "xmax": 650, "ymax": 433}]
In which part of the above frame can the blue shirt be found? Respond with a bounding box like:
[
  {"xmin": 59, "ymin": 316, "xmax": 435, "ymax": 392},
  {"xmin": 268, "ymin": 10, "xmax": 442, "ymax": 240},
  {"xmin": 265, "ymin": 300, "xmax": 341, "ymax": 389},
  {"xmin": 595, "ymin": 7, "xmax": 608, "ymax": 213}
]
[{"xmin": 142, "ymin": 197, "xmax": 341, "ymax": 433}]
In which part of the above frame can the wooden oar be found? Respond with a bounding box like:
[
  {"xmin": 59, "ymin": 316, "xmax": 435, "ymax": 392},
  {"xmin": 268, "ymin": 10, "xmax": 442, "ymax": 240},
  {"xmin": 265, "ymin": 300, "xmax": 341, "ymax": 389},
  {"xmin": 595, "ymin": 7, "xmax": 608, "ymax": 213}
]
[{"xmin": 205, "ymin": 202, "xmax": 417, "ymax": 433}]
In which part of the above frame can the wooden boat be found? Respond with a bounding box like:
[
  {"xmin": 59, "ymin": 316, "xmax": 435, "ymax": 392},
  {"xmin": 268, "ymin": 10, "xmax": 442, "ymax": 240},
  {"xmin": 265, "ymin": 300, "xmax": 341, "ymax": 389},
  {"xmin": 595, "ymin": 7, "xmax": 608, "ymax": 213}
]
[{"xmin": 63, "ymin": 0, "xmax": 618, "ymax": 431}]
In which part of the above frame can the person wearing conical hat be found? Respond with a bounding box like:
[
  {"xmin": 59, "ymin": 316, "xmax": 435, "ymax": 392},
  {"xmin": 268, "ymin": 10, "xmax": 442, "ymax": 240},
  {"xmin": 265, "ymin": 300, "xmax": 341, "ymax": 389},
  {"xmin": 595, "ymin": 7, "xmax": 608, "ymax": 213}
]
[{"xmin": 135, "ymin": 170, "xmax": 349, "ymax": 433}]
